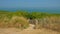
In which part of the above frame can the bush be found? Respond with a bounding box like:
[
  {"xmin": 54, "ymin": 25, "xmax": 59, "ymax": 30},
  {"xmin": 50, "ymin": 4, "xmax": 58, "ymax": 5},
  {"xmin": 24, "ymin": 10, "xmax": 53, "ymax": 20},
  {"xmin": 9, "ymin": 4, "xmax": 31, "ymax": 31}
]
[{"xmin": 0, "ymin": 15, "xmax": 29, "ymax": 29}]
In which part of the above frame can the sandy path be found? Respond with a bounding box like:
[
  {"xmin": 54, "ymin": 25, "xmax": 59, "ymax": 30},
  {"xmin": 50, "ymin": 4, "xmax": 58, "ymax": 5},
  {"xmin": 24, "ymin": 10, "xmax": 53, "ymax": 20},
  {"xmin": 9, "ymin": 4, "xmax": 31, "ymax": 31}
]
[
  {"xmin": 20, "ymin": 24, "xmax": 60, "ymax": 34},
  {"xmin": 0, "ymin": 24, "xmax": 60, "ymax": 34},
  {"xmin": 0, "ymin": 28, "xmax": 21, "ymax": 34}
]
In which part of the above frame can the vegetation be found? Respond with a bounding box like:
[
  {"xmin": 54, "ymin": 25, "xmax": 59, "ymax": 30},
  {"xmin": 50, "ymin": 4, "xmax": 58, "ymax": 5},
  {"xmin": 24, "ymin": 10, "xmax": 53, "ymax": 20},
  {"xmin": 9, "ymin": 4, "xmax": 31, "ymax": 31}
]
[
  {"xmin": 0, "ymin": 10, "xmax": 60, "ymax": 32},
  {"xmin": 0, "ymin": 10, "xmax": 29, "ymax": 29}
]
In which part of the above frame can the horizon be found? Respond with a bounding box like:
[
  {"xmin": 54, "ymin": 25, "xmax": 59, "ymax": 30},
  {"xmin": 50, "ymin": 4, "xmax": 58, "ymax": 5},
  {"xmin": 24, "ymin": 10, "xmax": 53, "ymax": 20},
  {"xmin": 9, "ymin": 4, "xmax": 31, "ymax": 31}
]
[{"xmin": 0, "ymin": 0, "xmax": 60, "ymax": 13}]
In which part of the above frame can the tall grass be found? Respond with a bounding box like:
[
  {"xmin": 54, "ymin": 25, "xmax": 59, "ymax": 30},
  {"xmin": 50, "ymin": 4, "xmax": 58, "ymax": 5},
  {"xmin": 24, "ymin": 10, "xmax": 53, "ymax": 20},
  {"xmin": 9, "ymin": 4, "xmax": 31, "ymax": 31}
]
[
  {"xmin": 36, "ymin": 16, "xmax": 60, "ymax": 32},
  {"xmin": 0, "ymin": 10, "xmax": 60, "ymax": 31},
  {"xmin": 0, "ymin": 11, "xmax": 29, "ymax": 29}
]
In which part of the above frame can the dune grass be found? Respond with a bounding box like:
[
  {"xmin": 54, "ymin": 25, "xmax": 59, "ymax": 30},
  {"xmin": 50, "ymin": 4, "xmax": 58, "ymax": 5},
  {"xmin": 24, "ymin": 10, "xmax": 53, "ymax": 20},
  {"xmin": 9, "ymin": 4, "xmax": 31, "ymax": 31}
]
[{"xmin": 0, "ymin": 10, "xmax": 60, "ymax": 32}]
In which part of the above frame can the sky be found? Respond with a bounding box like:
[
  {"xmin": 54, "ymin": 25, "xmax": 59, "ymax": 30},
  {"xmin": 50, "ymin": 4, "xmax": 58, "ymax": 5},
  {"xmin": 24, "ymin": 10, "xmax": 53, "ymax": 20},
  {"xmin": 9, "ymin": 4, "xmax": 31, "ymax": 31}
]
[{"xmin": 0, "ymin": 0, "xmax": 60, "ymax": 9}]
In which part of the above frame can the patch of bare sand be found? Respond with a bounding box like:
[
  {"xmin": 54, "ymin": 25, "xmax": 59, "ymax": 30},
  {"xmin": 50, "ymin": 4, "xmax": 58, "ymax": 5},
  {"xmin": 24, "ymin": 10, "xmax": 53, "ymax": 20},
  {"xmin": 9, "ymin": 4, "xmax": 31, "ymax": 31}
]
[
  {"xmin": 20, "ymin": 28, "xmax": 60, "ymax": 34},
  {"xmin": 0, "ymin": 28, "xmax": 60, "ymax": 34},
  {"xmin": 0, "ymin": 28, "xmax": 21, "ymax": 34},
  {"xmin": 0, "ymin": 24, "xmax": 60, "ymax": 34}
]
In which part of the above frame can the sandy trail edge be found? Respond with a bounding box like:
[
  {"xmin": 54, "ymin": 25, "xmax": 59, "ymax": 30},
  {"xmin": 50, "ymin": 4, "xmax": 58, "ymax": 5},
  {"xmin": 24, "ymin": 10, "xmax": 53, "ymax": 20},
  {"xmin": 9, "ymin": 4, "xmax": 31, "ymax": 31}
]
[{"xmin": 0, "ymin": 24, "xmax": 60, "ymax": 34}]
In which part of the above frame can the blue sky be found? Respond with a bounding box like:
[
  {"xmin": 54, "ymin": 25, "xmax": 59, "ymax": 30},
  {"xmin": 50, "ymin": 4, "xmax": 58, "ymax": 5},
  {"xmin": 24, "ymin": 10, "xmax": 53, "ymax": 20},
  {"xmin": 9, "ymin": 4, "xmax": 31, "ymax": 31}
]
[{"xmin": 0, "ymin": 0, "xmax": 60, "ymax": 8}]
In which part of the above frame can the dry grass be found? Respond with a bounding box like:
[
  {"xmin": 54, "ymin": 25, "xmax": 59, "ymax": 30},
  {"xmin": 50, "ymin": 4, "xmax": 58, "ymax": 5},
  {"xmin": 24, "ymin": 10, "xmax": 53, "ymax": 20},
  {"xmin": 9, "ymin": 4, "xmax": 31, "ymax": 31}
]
[
  {"xmin": 37, "ymin": 16, "xmax": 60, "ymax": 32},
  {"xmin": 0, "ymin": 16, "xmax": 29, "ymax": 29}
]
